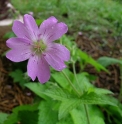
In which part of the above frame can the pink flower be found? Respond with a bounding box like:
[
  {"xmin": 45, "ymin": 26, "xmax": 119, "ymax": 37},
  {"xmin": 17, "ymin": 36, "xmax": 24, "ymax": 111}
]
[{"xmin": 6, "ymin": 14, "xmax": 70, "ymax": 83}]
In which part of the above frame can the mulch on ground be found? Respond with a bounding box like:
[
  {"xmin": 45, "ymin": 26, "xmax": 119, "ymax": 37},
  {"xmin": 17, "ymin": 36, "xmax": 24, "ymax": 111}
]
[{"xmin": 76, "ymin": 32, "xmax": 122, "ymax": 98}]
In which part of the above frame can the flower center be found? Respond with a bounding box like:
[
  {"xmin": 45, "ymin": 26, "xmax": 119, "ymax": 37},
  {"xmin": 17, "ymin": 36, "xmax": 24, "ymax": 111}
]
[{"xmin": 33, "ymin": 40, "xmax": 47, "ymax": 54}]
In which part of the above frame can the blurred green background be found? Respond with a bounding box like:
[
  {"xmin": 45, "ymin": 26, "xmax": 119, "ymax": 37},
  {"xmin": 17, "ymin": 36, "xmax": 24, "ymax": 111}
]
[{"xmin": 11, "ymin": 0, "xmax": 122, "ymax": 37}]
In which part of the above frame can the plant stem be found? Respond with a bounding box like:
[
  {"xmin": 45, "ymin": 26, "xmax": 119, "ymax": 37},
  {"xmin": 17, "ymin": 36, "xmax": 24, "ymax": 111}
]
[
  {"xmin": 62, "ymin": 70, "xmax": 91, "ymax": 124},
  {"xmin": 72, "ymin": 63, "xmax": 91, "ymax": 124},
  {"xmin": 61, "ymin": 70, "xmax": 80, "ymax": 97},
  {"xmin": 72, "ymin": 62, "xmax": 82, "ymax": 95},
  {"xmin": 84, "ymin": 104, "xmax": 91, "ymax": 124}
]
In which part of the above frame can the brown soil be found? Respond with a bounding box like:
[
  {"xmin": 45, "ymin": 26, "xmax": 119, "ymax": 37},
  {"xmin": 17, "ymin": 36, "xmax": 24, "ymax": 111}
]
[{"xmin": 75, "ymin": 32, "xmax": 122, "ymax": 98}]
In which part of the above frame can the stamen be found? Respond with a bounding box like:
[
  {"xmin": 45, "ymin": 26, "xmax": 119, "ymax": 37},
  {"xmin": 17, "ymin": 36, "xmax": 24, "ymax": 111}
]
[{"xmin": 32, "ymin": 40, "xmax": 47, "ymax": 55}]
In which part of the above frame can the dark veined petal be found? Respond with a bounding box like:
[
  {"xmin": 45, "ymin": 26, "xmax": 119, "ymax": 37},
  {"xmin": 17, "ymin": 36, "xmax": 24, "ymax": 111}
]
[
  {"xmin": 23, "ymin": 14, "xmax": 38, "ymax": 41},
  {"xmin": 47, "ymin": 43, "xmax": 70, "ymax": 61}
]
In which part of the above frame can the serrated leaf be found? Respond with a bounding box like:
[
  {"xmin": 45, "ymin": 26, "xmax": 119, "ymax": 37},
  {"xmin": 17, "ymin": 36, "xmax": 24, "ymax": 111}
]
[
  {"xmin": 81, "ymin": 92, "xmax": 116, "ymax": 106},
  {"xmin": 0, "ymin": 112, "xmax": 8, "ymax": 124},
  {"xmin": 4, "ymin": 104, "xmax": 38, "ymax": 124},
  {"xmin": 59, "ymin": 99, "xmax": 81, "ymax": 120},
  {"xmin": 97, "ymin": 56, "xmax": 122, "ymax": 67},
  {"xmin": 78, "ymin": 50, "xmax": 107, "ymax": 72},
  {"xmin": 38, "ymin": 101, "xmax": 58, "ymax": 124},
  {"xmin": 70, "ymin": 105, "xmax": 105, "ymax": 124},
  {"xmin": 25, "ymin": 82, "xmax": 50, "ymax": 100},
  {"xmin": 44, "ymin": 84, "xmax": 72, "ymax": 101}
]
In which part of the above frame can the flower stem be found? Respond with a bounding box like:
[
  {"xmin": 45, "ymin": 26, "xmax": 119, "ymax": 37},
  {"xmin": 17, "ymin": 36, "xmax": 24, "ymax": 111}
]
[
  {"xmin": 72, "ymin": 63, "xmax": 91, "ymax": 124},
  {"xmin": 61, "ymin": 70, "xmax": 80, "ymax": 97},
  {"xmin": 62, "ymin": 70, "xmax": 91, "ymax": 124},
  {"xmin": 72, "ymin": 62, "xmax": 82, "ymax": 95}
]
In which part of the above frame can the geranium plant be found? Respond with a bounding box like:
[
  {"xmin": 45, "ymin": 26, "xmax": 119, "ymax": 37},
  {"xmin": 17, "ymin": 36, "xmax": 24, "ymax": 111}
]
[{"xmin": 4, "ymin": 14, "xmax": 118, "ymax": 124}]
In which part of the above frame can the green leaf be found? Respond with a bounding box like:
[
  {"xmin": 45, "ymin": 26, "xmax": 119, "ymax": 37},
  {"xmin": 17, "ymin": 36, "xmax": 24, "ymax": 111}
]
[
  {"xmin": 3, "ymin": 31, "xmax": 15, "ymax": 39},
  {"xmin": 70, "ymin": 105, "xmax": 105, "ymax": 124},
  {"xmin": 44, "ymin": 84, "xmax": 72, "ymax": 101},
  {"xmin": 59, "ymin": 99, "xmax": 81, "ymax": 120},
  {"xmin": 78, "ymin": 50, "xmax": 107, "ymax": 72},
  {"xmin": 94, "ymin": 88, "xmax": 113, "ymax": 95},
  {"xmin": 52, "ymin": 68, "xmax": 74, "ymax": 90},
  {"xmin": 73, "ymin": 72, "xmax": 93, "ymax": 94},
  {"xmin": 9, "ymin": 69, "xmax": 28, "ymax": 88},
  {"xmin": 97, "ymin": 56, "xmax": 122, "ymax": 67},
  {"xmin": 25, "ymin": 82, "xmax": 50, "ymax": 100},
  {"xmin": 101, "ymin": 97, "xmax": 122, "ymax": 123},
  {"xmin": 56, "ymin": 115, "xmax": 73, "ymax": 124},
  {"xmin": 38, "ymin": 101, "xmax": 58, "ymax": 124},
  {"xmin": 19, "ymin": 111, "xmax": 38, "ymax": 124},
  {"xmin": 73, "ymin": 72, "xmax": 112, "ymax": 95},
  {"xmin": 4, "ymin": 104, "xmax": 38, "ymax": 124},
  {"xmin": 81, "ymin": 92, "xmax": 116, "ymax": 106},
  {"xmin": 0, "ymin": 112, "xmax": 8, "ymax": 124},
  {"xmin": 57, "ymin": 91, "xmax": 115, "ymax": 120}
]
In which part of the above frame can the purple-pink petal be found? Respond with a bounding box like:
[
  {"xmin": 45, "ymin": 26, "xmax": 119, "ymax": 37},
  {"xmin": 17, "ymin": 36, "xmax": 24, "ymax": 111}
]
[
  {"xmin": 23, "ymin": 14, "xmax": 38, "ymax": 41},
  {"xmin": 47, "ymin": 43, "xmax": 70, "ymax": 61},
  {"xmin": 27, "ymin": 55, "xmax": 38, "ymax": 81},
  {"xmin": 12, "ymin": 21, "xmax": 31, "ymax": 40},
  {"xmin": 6, "ymin": 37, "xmax": 31, "ymax": 49},
  {"xmin": 39, "ymin": 16, "xmax": 58, "ymax": 34},
  {"xmin": 38, "ymin": 16, "xmax": 58, "ymax": 42},
  {"xmin": 27, "ymin": 56, "xmax": 50, "ymax": 83},
  {"xmin": 44, "ymin": 52, "xmax": 66, "ymax": 71},
  {"xmin": 41, "ymin": 22, "xmax": 68, "ymax": 43},
  {"xmin": 37, "ymin": 56, "xmax": 50, "ymax": 83},
  {"xmin": 6, "ymin": 47, "xmax": 32, "ymax": 62}
]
